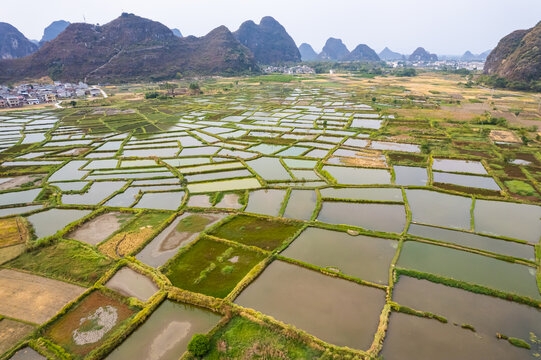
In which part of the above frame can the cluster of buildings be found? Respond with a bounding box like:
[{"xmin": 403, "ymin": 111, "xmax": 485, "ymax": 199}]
[
  {"xmin": 0, "ymin": 82, "xmax": 103, "ymax": 108},
  {"xmin": 386, "ymin": 60, "xmax": 485, "ymax": 71},
  {"xmin": 263, "ymin": 65, "xmax": 315, "ymax": 75}
]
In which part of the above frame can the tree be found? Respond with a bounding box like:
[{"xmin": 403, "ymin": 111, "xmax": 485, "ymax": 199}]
[
  {"xmin": 188, "ymin": 334, "xmax": 210, "ymax": 358},
  {"xmin": 145, "ymin": 91, "xmax": 159, "ymax": 99},
  {"xmin": 69, "ymin": 101, "xmax": 77, "ymax": 107},
  {"xmin": 163, "ymin": 82, "xmax": 177, "ymax": 97}
]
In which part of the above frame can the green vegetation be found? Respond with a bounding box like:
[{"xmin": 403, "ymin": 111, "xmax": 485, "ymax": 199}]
[
  {"xmin": 209, "ymin": 215, "xmax": 303, "ymax": 251},
  {"xmin": 176, "ymin": 214, "xmax": 212, "ymax": 233},
  {"xmin": 188, "ymin": 334, "xmax": 211, "ymax": 357},
  {"xmin": 0, "ymin": 72, "xmax": 540, "ymax": 359},
  {"xmin": 245, "ymin": 74, "xmax": 297, "ymax": 83},
  {"xmin": 8, "ymin": 240, "xmax": 112, "ymax": 286},
  {"xmin": 203, "ymin": 316, "xmax": 323, "ymax": 359},
  {"xmin": 505, "ymin": 180, "xmax": 537, "ymax": 196},
  {"xmin": 507, "ymin": 337, "xmax": 531, "ymax": 349},
  {"xmin": 164, "ymin": 237, "xmax": 266, "ymax": 298}
]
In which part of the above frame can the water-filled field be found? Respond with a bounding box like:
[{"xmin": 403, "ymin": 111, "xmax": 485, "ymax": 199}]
[{"xmin": 0, "ymin": 76, "xmax": 540, "ymax": 359}]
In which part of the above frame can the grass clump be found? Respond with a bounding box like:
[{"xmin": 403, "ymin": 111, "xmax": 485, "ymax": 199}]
[
  {"xmin": 8, "ymin": 240, "xmax": 112, "ymax": 286},
  {"xmin": 209, "ymin": 215, "xmax": 302, "ymax": 251},
  {"xmin": 98, "ymin": 211, "xmax": 170, "ymax": 258},
  {"xmin": 504, "ymin": 180, "xmax": 537, "ymax": 197},
  {"xmin": 164, "ymin": 237, "xmax": 266, "ymax": 298},
  {"xmin": 508, "ymin": 337, "xmax": 531, "ymax": 349},
  {"xmin": 203, "ymin": 316, "xmax": 322, "ymax": 359},
  {"xmin": 176, "ymin": 214, "xmax": 212, "ymax": 233}
]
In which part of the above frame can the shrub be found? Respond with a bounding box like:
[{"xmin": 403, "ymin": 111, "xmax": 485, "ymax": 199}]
[
  {"xmin": 145, "ymin": 92, "xmax": 159, "ymax": 99},
  {"xmin": 508, "ymin": 337, "xmax": 531, "ymax": 349},
  {"xmin": 188, "ymin": 334, "xmax": 210, "ymax": 357}
]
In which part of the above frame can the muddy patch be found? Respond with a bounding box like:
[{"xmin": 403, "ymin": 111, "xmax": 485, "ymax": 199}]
[
  {"xmin": 490, "ymin": 130, "xmax": 521, "ymax": 143},
  {"xmin": 105, "ymin": 267, "xmax": 158, "ymax": 302},
  {"xmin": 0, "ymin": 319, "xmax": 35, "ymax": 355},
  {"xmin": 68, "ymin": 212, "xmax": 133, "ymax": 245},
  {"xmin": 45, "ymin": 291, "xmax": 135, "ymax": 356},
  {"xmin": 136, "ymin": 213, "xmax": 225, "ymax": 268},
  {"xmin": 0, "ymin": 175, "xmax": 43, "ymax": 191}
]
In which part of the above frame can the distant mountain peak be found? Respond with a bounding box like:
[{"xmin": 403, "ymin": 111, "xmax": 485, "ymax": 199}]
[
  {"xmin": 234, "ymin": 16, "xmax": 300, "ymax": 65},
  {"xmin": 40, "ymin": 20, "xmax": 70, "ymax": 43},
  {"xmin": 345, "ymin": 44, "xmax": 380, "ymax": 62},
  {"xmin": 319, "ymin": 37, "xmax": 349, "ymax": 61},
  {"xmin": 409, "ymin": 47, "xmax": 438, "ymax": 62},
  {"xmin": 0, "ymin": 22, "xmax": 38, "ymax": 59},
  {"xmin": 299, "ymin": 43, "xmax": 318, "ymax": 61},
  {"xmin": 379, "ymin": 47, "xmax": 403, "ymax": 61}
]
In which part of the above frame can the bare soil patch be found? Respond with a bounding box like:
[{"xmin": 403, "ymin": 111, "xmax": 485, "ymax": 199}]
[
  {"xmin": 45, "ymin": 291, "xmax": 135, "ymax": 356},
  {"xmin": 0, "ymin": 269, "xmax": 85, "ymax": 324},
  {"xmin": 99, "ymin": 226, "xmax": 154, "ymax": 258},
  {"xmin": 0, "ymin": 175, "xmax": 42, "ymax": 191},
  {"xmin": 104, "ymin": 267, "xmax": 158, "ymax": 302},
  {"xmin": 0, "ymin": 217, "xmax": 28, "ymax": 248},
  {"xmin": 0, "ymin": 319, "xmax": 34, "ymax": 355},
  {"xmin": 0, "ymin": 244, "xmax": 25, "ymax": 265},
  {"xmin": 490, "ymin": 130, "xmax": 521, "ymax": 143},
  {"xmin": 67, "ymin": 212, "xmax": 132, "ymax": 246}
]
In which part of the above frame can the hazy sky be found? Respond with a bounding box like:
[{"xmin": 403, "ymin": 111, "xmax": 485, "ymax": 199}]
[{"xmin": 2, "ymin": 0, "xmax": 540, "ymax": 55}]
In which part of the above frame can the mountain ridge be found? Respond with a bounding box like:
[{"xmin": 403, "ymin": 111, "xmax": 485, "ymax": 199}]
[
  {"xmin": 0, "ymin": 22, "xmax": 39, "ymax": 60},
  {"xmin": 0, "ymin": 13, "xmax": 258, "ymax": 83}
]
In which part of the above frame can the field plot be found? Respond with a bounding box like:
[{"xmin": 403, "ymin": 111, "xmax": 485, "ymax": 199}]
[
  {"xmin": 165, "ymin": 237, "xmax": 266, "ymax": 298},
  {"xmin": 204, "ymin": 316, "xmax": 323, "ymax": 359},
  {"xmin": 45, "ymin": 291, "xmax": 136, "ymax": 357},
  {"xmin": 67, "ymin": 212, "xmax": 133, "ymax": 245},
  {"xmin": 0, "ymin": 74, "xmax": 540, "ymax": 358},
  {"xmin": 8, "ymin": 347, "xmax": 46, "ymax": 360},
  {"xmin": 104, "ymin": 267, "xmax": 158, "ymax": 302},
  {"xmin": 382, "ymin": 312, "xmax": 527, "ymax": 360},
  {"xmin": 281, "ymin": 227, "xmax": 397, "ymax": 284},
  {"xmin": 235, "ymin": 260, "xmax": 385, "ymax": 350},
  {"xmin": 0, "ymin": 319, "xmax": 34, "ymax": 355},
  {"xmin": 0, "ymin": 269, "xmax": 85, "ymax": 323},
  {"xmin": 107, "ymin": 301, "xmax": 220, "ymax": 360},
  {"xmin": 98, "ymin": 211, "xmax": 171, "ymax": 258},
  {"xmin": 209, "ymin": 215, "xmax": 303, "ymax": 251},
  {"xmin": 136, "ymin": 212, "xmax": 225, "ymax": 267}
]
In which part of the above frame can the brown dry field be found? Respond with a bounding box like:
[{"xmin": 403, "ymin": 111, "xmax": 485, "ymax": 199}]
[
  {"xmin": 98, "ymin": 226, "xmax": 154, "ymax": 258},
  {"xmin": 0, "ymin": 104, "xmax": 56, "ymax": 113},
  {"xmin": 489, "ymin": 130, "xmax": 522, "ymax": 143},
  {"xmin": 0, "ymin": 217, "xmax": 28, "ymax": 248},
  {"xmin": 0, "ymin": 244, "xmax": 26, "ymax": 265},
  {"xmin": 0, "ymin": 269, "xmax": 85, "ymax": 324},
  {"xmin": 0, "ymin": 319, "xmax": 34, "ymax": 354},
  {"xmin": 45, "ymin": 291, "xmax": 135, "ymax": 356},
  {"xmin": 322, "ymin": 73, "xmax": 541, "ymax": 128},
  {"xmin": 67, "ymin": 212, "xmax": 132, "ymax": 246},
  {"xmin": 0, "ymin": 175, "xmax": 42, "ymax": 191}
]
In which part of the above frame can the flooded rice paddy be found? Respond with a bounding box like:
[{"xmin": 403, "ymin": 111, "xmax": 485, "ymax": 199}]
[
  {"xmin": 0, "ymin": 82, "xmax": 539, "ymax": 359},
  {"xmin": 235, "ymin": 260, "xmax": 385, "ymax": 349},
  {"xmin": 106, "ymin": 301, "xmax": 220, "ymax": 360}
]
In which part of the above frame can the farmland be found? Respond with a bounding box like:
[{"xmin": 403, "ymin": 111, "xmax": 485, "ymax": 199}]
[{"xmin": 0, "ymin": 72, "xmax": 541, "ymax": 359}]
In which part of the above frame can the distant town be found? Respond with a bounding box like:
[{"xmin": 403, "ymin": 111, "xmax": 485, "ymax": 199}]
[{"xmin": 0, "ymin": 82, "xmax": 104, "ymax": 109}]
